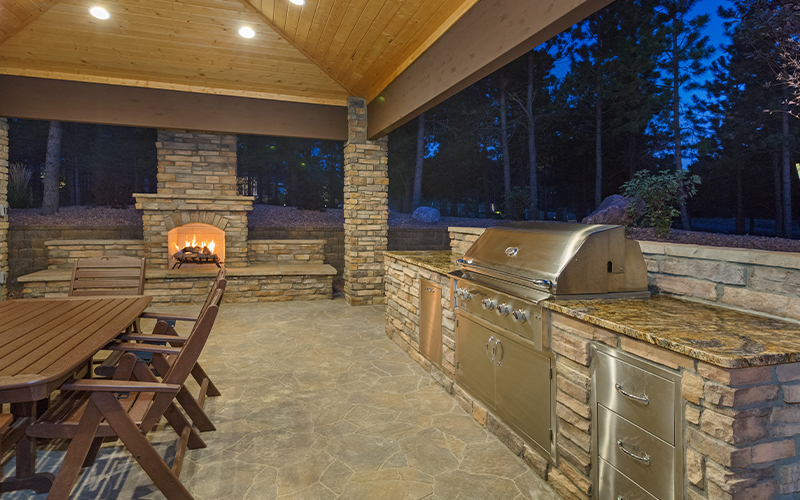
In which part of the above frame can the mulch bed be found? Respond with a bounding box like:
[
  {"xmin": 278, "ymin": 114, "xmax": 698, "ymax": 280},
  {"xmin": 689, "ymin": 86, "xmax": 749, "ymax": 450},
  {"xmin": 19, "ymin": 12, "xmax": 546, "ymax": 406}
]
[{"xmin": 8, "ymin": 206, "xmax": 800, "ymax": 253}]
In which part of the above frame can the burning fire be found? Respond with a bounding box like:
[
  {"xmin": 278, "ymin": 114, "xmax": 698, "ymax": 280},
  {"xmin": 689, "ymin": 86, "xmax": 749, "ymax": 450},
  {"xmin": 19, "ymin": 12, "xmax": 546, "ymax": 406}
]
[{"xmin": 174, "ymin": 235, "xmax": 216, "ymax": 254}]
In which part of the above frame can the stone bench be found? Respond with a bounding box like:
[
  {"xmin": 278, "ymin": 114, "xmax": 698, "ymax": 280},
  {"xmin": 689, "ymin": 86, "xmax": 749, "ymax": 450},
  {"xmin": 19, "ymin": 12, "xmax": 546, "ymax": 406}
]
[{"xmin": 18, "ymin": 264, "xmax": 337, "ymax": 304}]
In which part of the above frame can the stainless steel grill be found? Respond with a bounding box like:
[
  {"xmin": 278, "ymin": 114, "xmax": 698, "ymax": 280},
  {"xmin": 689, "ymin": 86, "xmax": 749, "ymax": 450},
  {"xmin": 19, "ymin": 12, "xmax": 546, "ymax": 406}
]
[{"xmin": 449, "ymin": 222, "xmax": 650, "ymax": 464}]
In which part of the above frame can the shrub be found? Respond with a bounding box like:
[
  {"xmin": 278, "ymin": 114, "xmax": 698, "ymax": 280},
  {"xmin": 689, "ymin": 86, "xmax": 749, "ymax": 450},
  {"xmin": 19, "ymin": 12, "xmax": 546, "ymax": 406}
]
[
  {"xmin": 503, "ymin": 187, "xmax": 531, "ymax": 221},
  {"xmin": 8, "ymin": 162, "xmax": 34, "ymax": 208},
  {"xmin": 621, "ymin": 170, "xmax": 700, "ymax": 238}
]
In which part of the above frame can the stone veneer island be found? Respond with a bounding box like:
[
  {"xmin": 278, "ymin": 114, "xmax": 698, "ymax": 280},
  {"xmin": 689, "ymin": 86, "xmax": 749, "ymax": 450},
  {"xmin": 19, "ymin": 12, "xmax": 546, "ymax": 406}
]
[{"xmin": 385, "ymin": 249, "xmax": 800, "ymax": 500}]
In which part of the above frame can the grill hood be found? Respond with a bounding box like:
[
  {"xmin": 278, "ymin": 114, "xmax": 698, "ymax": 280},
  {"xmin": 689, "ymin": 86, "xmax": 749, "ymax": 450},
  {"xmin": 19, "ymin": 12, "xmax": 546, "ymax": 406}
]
[{"xmin": 459, "ymin": 222, "xmax": 648, "ymax": 296}]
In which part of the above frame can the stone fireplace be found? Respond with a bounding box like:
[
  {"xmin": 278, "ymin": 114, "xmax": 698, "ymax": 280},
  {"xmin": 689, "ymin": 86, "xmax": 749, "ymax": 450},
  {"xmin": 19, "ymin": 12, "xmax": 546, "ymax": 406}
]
[{"xmin": 134, "ymin": 131, "xmax": 253, "ymax": 269}]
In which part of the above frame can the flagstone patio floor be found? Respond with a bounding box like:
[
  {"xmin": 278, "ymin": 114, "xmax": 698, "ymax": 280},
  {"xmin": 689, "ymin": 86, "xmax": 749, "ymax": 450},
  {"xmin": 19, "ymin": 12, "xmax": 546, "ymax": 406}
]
[{"xmin": 2, "ymin": 298, "xmax": 561, "ymax": 500}]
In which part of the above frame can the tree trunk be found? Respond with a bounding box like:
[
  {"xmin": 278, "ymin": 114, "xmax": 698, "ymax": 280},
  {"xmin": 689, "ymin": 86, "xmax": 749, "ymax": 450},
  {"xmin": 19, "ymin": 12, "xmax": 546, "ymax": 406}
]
[
  {"xmin": 499, "ymin": 70, "xmax": 511, "ymax": 198},
  {"xmin": 41, "ymin": 120, "xmax": 63, "ymax": 215},
  {"xmin": 527, "ymin": 51, "xmax": 539, "ymax": 219},
  {"xmin": 783, "ymin": 99, "xmax": 793, "ymax": 238},
  {"xmin": 595, "ymin": 22, "xmax": 603, "ymax": 209},
  {"xmin": 735, "ymin": 162, "xmax": 744, "ymax": 235},
  {"xmin": 774, "ymin": 152, "xmax": 783, "ymax": 237},
  {"xmin": 412, "ymin": 113, "xmax": 426, "ymax": 210},
  {"xmin": 672, "ymin": 14, "xmax": 691, "ymax": 230},
  {"xmin": 74, "ymin": 165, "xmax": 80, "ymax": 205}
]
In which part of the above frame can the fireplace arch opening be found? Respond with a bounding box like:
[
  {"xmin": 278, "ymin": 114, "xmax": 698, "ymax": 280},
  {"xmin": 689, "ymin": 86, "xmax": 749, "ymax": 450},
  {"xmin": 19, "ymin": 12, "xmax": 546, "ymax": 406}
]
[{"xmin": 168, "ymin": 223, "xmax": 225, "ymax": 269}]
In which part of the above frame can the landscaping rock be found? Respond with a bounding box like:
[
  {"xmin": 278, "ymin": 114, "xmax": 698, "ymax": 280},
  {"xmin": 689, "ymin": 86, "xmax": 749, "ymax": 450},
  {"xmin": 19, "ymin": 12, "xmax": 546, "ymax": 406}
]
[
  {"xmin": 581, "ymin": 195, "xmax": 643, "ymax": 226},
  {"xmin": 412, "ymin": 207, "xmax": 441, "ymax": 223}
]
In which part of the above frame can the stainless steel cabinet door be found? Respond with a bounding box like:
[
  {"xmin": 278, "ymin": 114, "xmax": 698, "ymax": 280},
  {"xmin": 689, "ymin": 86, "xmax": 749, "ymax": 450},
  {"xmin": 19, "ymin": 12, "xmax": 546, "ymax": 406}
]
[
  {"xmin": 494, "ymin": 332, "xmax": 551, "ymax": 452},
  {"xmin": 455, "ymin": 315, "xmax": 496, "ymax": 409},
  {"xmin": 419, "ymin": 279, "xmax": 442, "ymax": 367}
]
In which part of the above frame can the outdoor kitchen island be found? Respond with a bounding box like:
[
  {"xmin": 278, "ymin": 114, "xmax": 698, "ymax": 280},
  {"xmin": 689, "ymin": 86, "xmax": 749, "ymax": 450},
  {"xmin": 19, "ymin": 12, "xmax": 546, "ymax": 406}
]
[{"xmin": 385, "ymin": 249, "xmax": 800, "ymax": 500}]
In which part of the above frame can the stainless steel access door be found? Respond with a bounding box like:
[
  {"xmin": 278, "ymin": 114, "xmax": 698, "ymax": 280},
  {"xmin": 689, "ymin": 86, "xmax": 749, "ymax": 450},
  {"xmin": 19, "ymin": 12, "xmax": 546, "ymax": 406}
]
[{"xmin": 419, "ymin": 279, "xmax": 443, "ymax": 367}]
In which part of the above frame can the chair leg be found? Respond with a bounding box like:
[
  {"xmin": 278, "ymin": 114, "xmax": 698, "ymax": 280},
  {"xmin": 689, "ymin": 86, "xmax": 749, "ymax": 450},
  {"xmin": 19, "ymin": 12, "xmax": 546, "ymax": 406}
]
[
  {"xmin": 175, "ymin": 387, "xmax": 215, "ymax": 432},
  {"xmin": 82, "ymin": 438, "xmax": 104, "ymax": 468},
  {"xmin": 163, "ymin": 404, "xmax": 206, "ymax": 450},
  {"xmin": 47, "ymin": 400, "xmax": 104, "ymax": 500},
  {"xmin": 191, "ymin": 365, "xmax": 220, "ymax": 397},
  {"xmin": 91, "ymin": 393, "xmax": 194, "ymax": 500}
]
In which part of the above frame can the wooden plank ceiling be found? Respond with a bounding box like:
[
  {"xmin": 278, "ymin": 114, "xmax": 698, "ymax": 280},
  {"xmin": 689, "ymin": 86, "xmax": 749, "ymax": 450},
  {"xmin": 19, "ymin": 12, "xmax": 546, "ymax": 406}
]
[{"xmin": 0, "ymin": 0, "xmax": 479, "ymax": 106}]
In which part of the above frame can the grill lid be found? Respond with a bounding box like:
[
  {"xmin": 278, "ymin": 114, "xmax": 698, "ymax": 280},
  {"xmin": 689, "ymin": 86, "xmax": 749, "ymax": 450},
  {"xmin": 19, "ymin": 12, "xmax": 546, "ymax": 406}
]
[{"xmin": 460, "ymin": 222, "xmax": 648, "ymax": 296}]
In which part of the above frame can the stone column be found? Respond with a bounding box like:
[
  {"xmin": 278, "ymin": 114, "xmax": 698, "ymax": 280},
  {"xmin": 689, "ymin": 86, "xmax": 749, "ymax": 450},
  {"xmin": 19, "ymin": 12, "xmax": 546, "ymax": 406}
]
[
  {"xmin": 343, "ymin": 97, "xmax": 389, "ymax": 306},
  {"xmin": 0, "ymin": 118, "xmax": 8, "ymax": 300}
]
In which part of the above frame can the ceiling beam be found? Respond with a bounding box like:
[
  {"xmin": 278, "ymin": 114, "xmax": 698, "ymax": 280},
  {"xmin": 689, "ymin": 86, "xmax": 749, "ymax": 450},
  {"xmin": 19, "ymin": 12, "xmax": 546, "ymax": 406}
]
[
  {"xmin": 366, "ymin": 0, "xmax": 613, "ymax": 139},
  {"xmin": 0, "ymin": 75, "xmax": 348, "ymax": 140},
  {"xmin": 0, "ymin": 0, "xmax": 61, "ymax": 46}
]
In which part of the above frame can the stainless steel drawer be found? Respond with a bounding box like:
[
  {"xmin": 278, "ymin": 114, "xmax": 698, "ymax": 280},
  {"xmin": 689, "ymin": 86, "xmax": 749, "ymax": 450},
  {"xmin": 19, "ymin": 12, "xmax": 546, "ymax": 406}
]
[
  {"xmin": 596, "ymin": 350, "xmax": 675, "ymax": 444},
  {"xmin": 597, "ymin": 458, "xmax": 658, "ymax": 500},
  {"xmin": 419, "ymin": 279, "xmax": 443, "ymax": 367},
  {"xmin": 597, "ymin": 405, "xmax": 674, "ymax": 500}
]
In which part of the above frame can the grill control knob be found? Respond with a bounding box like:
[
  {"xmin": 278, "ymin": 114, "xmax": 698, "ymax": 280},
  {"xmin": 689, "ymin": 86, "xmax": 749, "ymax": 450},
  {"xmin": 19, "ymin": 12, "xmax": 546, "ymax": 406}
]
[
  {"xmin": 511, "ymin": 309, "xmax": 528, "ymax": 323},
  {"xmin": 481, "ymin": 298, "xmax": 497, "ymax": 310},
  {"xmin": 456, "ymin": 288, "xmax": 472, "ymax": 300},
  {"xmin": 496, "ymin": 303, "xmax": 511, "ymax": 316}
]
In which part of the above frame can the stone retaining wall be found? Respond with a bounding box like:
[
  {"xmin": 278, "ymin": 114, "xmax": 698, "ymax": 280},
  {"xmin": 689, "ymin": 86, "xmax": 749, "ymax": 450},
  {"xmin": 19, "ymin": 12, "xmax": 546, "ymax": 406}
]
[
  {"xmin": 639, "ymin": 241, "xmax": 800, "ymax": 321},
  {"xmin": 45, "ymin": 239, "xmax": 145, "ymax": 269},
  {"xmin": 248, "ymin": 239, "xmax": 325, "ymax": 265},
  {"xmin": 449, "ymin": 227, "xmax": 485, "ymax": 257},
  {"xmin": 8, "ymin": 225, "xmax": 144, "ymax": 284},
  {"xmin": 9, "ymin": 225, "xmax": 450, "ymax": 286}
]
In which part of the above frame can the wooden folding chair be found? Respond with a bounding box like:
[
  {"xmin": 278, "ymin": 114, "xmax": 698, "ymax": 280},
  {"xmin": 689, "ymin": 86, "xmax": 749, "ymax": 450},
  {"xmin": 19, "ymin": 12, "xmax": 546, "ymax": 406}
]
[
  {"xmin": 27, "ymin": 289, "xmax": 223, "ymax": 500},
  {"xmin": 97, "ymin": 268, "xmax": 227, "ymax": 411},
  {"xmin": 106, "ymin": 275, "xmax": 228, "ymax": 433},
  {"xmin": 0, "ymin": 413, "xmax": 13, "ymax": 480}
]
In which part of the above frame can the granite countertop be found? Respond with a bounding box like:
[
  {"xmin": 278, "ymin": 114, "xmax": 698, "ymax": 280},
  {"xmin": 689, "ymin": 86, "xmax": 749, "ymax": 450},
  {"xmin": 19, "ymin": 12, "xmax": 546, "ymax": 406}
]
[
  {"xmin": 385, "ymin": 250, "xmax": 459, "ymax": 276},
  {"xmin": 544, "ymin": 296, "xmax": 800, "ymax": 368}
]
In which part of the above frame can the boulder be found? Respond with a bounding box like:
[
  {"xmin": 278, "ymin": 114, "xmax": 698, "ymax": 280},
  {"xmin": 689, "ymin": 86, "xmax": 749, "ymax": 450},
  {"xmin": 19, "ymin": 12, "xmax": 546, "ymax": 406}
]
[
  {"xmin": 412, "ymin": 206, "xmax": 441, "ymax": 223},
  {"xmin": 582, "ymin": 195, "xmax": 643, "ymax": 226}
]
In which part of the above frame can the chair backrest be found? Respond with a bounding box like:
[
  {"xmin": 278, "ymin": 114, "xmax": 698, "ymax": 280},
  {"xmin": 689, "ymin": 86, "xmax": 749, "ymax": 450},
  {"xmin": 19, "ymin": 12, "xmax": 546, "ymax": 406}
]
[
  {"xmin": 141, "ymin": 283, "xmax": 225, "ymax": 432},
  {"xmin": 197, "ymin": 268, "xmax": 227, "ymax": 318},
  {"xmin": 69, "ymin": 256, "xmax": 146, "ymax": 297}
]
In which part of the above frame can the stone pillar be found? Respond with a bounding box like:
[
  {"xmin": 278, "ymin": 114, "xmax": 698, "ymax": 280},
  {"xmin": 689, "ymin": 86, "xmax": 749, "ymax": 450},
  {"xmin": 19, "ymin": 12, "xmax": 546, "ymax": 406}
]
[
  {"xmin": 0, "ymin": 118, "xmax": 8, "ymax": 300},
  {"xmin": 343, "ymin": 97, "xmax": 389, "ymax": 306}
]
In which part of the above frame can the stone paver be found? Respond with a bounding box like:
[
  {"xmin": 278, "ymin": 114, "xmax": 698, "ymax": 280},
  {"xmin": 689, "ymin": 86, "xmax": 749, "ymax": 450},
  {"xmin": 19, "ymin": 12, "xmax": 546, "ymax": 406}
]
[{"xmin": 2, "ymin": 298, "xmax": 561, "ymax": 500}]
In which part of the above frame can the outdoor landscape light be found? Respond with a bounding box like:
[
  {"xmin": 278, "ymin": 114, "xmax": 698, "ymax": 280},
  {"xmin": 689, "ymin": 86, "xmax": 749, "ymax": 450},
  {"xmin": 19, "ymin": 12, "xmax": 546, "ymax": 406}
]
[
  {"xmin": 289, "ymin": 0, "xmax": 305, "ymax": 5},
  {"xmin": 89, "ymin": 6, "xmax": 110, "ymax": 19},
  {"xmin": 238, "ymin": 26, "xmax": 255, "ymax": 38}
]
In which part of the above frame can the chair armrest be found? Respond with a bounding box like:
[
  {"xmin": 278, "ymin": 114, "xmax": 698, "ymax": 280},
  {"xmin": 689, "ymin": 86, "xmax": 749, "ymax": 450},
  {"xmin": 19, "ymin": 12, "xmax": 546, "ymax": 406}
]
[
  {"xmin": 107, "ymin": 343, "xmax": 183, "ymax": 356},
  {"xmin": 61, "ymin": 379, "xmax": 180, "ymax": 393},
  {"xmin": 118, "ymin": 334, "xmax": 189, "ymax": 344},
  {"xmin": 140, "ymin": 311, "xmax": 198, "ymax": 322}
]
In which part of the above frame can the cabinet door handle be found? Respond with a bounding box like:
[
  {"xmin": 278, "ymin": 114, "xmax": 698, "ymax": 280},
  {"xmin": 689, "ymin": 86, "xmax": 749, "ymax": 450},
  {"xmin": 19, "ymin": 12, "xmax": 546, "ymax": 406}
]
[
  {"xmin": 486, "ymin": 337, "xmax": 495, "ymax": 361},
  {"xmin": 615, "ymin": 383, "xmax": 649, "ymax": 405},
  {"xmin": 426, "ymin": 287, "xmax": 435, "ymax": 293},
  {"xmin": 494, "ymin": 340, "xmax": 504, "ymax": 366},
  {"xmin": 617, "ymin": 440, "xmax": 650, "ymax": 465}
]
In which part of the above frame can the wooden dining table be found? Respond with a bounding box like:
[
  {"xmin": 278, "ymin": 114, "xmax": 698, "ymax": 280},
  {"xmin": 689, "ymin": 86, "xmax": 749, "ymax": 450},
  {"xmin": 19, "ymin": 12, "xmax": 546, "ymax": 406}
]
[{"xmin": 0, "ymin": 295, "xmax": 151, "ymax": 494}]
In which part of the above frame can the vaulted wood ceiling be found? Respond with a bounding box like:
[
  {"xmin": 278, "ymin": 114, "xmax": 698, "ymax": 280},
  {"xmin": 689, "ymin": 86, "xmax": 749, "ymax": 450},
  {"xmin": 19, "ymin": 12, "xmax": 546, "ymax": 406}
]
[{"xmin": 0, "ymin": 0, "xmax": 479, "ymax": 106}]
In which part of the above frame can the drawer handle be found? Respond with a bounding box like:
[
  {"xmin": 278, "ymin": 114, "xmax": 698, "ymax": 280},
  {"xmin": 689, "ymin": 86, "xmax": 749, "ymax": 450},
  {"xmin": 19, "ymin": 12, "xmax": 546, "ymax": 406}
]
[
  {"xmin": 615, "ymin": 384, "xmax": 649, "ymax": 405},
  {"xmin": 617, "ymin": 440, "xmax": 650, "ymax": 465},
  {"xmin": 426, "ymin": 287, "xmax": 435, "ymax": 293}
]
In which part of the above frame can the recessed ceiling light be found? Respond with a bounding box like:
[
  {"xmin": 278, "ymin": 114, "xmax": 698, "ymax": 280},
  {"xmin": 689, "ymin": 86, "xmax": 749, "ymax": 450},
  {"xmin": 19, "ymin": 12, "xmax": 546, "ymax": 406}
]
[
  {"xmin": 289, "ymin": 0, "xmax": 305, "ymax": 5},
  {"xmin": 238, "ymin": 26, "xmax": 255, "ymax": 38},
  {"xmin": 89, "ymin": 6, "xmax": 110, "ymax": 19}
]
